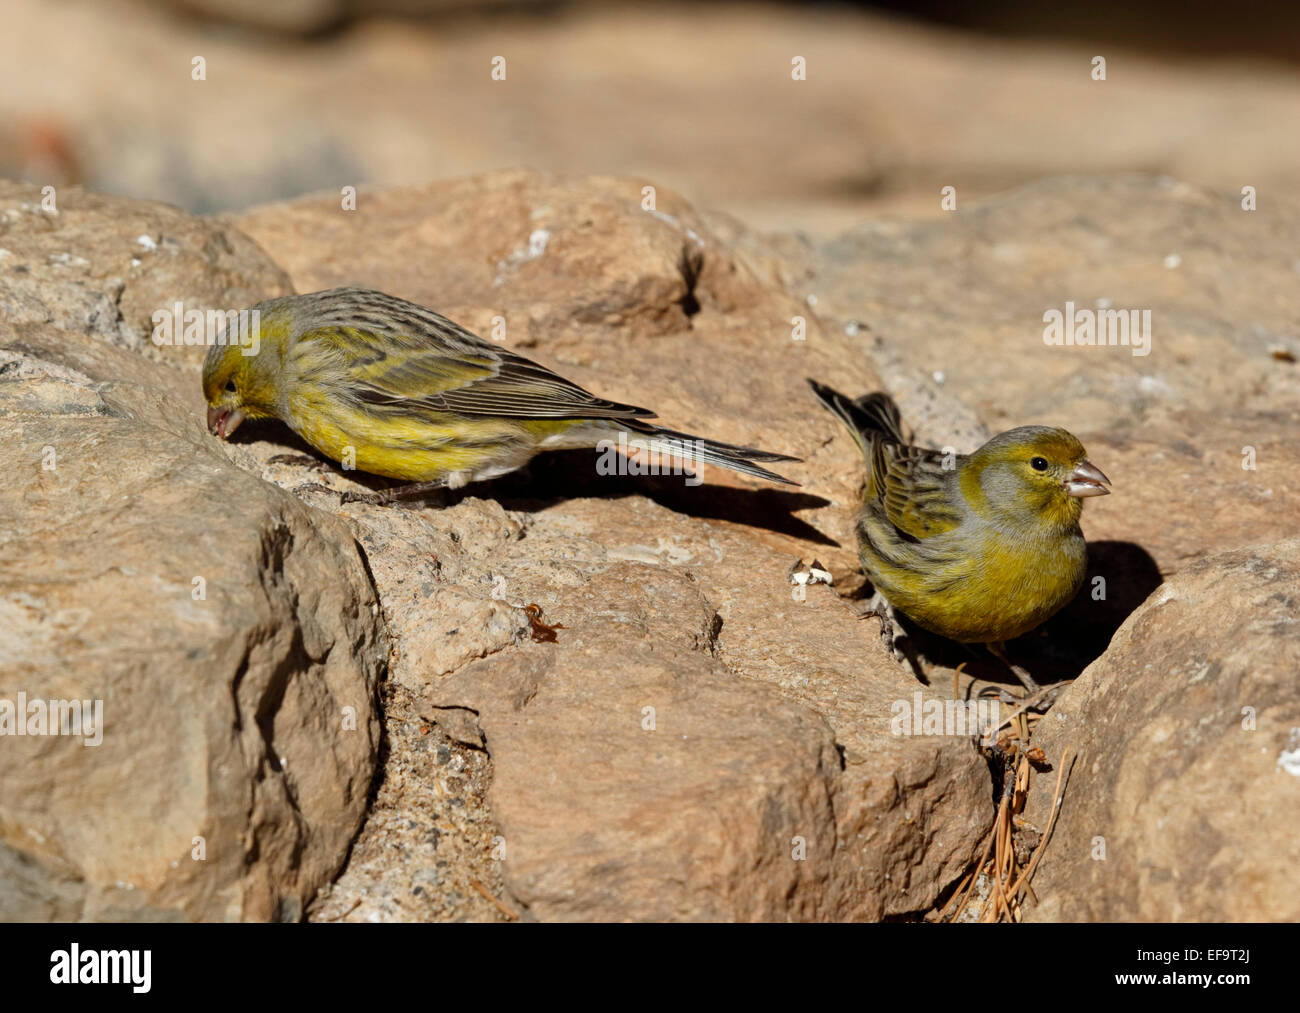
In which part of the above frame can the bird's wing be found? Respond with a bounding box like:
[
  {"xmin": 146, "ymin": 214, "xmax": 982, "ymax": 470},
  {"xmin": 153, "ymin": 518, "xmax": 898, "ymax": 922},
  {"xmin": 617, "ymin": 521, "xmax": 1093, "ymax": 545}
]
[
  {"xmin": 292, "ymin": 320, "xmax": 656, "ymax": 421},
  {"xmin": 874, "ymin": 442, "xmax": 965, "ymax": 540}
]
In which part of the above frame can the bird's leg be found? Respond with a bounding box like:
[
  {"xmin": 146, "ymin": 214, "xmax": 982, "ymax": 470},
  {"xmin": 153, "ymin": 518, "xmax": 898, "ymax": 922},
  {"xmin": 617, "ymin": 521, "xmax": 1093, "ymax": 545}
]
[
  {"xmin": 267, "ymin": 453, "xmax": 329, "ymax": 470},
  {"xmin": 987, "ymin": 641, "xmax": 1041, "ymax": 695},
  {"xmin": 854, "ymin": 591, "xmax": 929, "ymax": 684},
  {"xmin": 293, "ymin": 482, "xmax": 343, "ymax": 498},
  {"xmin": 341, "ymin": 479, "xmax": 448, "ymax": 506},
  {"xmin": 855, "ymin": 591, "xmax": 907, "ymax": 663}
]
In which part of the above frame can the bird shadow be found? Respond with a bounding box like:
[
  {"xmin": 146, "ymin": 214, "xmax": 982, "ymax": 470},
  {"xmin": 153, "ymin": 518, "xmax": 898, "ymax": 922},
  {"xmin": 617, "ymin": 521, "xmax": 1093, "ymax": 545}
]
[
  {"xmin": 223, "ymin": 423, "xmax": 836, "ymax": 546},
  {"xmin": 852, "ymin": 540, "xmax": 1164, "ymax": 689},
  {"xmin": 1024, "ymin": 539, "xmax": 1165, "ymax": 680},
  {"xmin": 452, "ymin": 450, "xmax": 836, "ymax": 546}
]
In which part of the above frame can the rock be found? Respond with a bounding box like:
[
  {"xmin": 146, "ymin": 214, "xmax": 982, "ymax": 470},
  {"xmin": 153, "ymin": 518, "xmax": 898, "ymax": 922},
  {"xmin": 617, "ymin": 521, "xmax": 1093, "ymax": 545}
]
[
  {"xmin": 308, "ymin": 681, "xmax": 508, "ymax": 923},
  {"xmin": 0, "ymin": 180, "xmax": 291, "ymax": 366},
  {"xmin": 7, "ymin": 164, "xmax": 1296, "ymax": 923},
  {"xmin": 439, "ymin": 644, "xmax": 848, "ymax": 921},
  {"xmin": 1022, "ymin": 538, "xmax": 1300, "ymax": 921},
  {"xmin": 1077, "ymin": 416, "xmax": 1300, "ymax": 579},
  {"xmin": 807, "ymin": 176, "xmax": 1300, "ymax": 442},
  {"xmin": 0, "ymin": 320, "xmax": 386, "ymax": 920},
  {"xmin": 415, "ymin": 505, "xmax": 992, "ymax": 921},
  {"xmin": 236, "ymin": 172, "xmax": 993, "ymax": 920}
]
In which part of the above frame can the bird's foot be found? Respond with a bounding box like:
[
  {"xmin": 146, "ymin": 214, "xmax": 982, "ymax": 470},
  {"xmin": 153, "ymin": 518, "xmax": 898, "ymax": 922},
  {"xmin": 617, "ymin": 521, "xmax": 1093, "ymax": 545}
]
[
  {"xmin": 994, "ymin": 682, "xmax": 1066, "ymax": 716},
  {"xmin": 1019, "ymin": 683, "xmax": 1066, "ymax": 713},
  {"xmin": 855, "ymin": 592, "xmax": 909, "ymax": 665},
  {"xmin": 267, "ymin": 453, "xmax": 328, "ymax": 470},
  {"xmin": 987, "ymin": 641, "xmax": 1042, "ymax": 695},
  {"xmin": 340, "ymin": 480, "xmax": 448, "ymax": 507},
  {"xmin": 292, "ymin": 482, "xmax": 343, "ymax": 499},
  {"xmin": 849, "ymin": 593, "xmax": 928, "ymax": 683}
]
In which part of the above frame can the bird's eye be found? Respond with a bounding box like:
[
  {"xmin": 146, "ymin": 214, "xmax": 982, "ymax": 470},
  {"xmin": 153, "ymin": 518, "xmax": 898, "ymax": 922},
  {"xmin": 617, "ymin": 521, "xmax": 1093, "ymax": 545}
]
[
  {"xmin": 1030, "ymin": 456, "xmax": 1049, "ymax": 472},
  {"xmin": 224, "ymin": 380, "xmax": 236, "ymax": 393}
]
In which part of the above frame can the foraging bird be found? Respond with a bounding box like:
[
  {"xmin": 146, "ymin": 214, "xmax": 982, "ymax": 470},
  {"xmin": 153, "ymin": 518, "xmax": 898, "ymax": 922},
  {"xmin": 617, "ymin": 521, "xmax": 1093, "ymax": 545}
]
[
  {"xmin": 808, "ymin": 380, "xmax": 1110, "ymax": 693},
  {"xmin": 202, "ymin": 287, "xmax": 798, "ymax": 499}
]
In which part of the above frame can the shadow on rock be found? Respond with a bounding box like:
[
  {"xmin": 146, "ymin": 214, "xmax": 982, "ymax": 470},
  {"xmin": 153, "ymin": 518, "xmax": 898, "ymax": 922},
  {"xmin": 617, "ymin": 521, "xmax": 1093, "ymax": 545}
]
[
  {"xmin": 224, "ymin": 426, "xmax": 835, "ymax": 546},
  {"xmin": 1026, "ymin": 539, "xmax": 1165, "ymax": 678},
  {"xmin": 464, "ymin": 450, "xmax": 836, "ymax": 546}
]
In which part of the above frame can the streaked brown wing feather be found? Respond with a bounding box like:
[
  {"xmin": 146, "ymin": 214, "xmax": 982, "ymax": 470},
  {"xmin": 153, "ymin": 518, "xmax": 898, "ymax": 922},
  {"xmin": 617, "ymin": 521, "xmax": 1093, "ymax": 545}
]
[{"xmin": 292, "ymin": 302, "xmax": 655, "ymax": 420}]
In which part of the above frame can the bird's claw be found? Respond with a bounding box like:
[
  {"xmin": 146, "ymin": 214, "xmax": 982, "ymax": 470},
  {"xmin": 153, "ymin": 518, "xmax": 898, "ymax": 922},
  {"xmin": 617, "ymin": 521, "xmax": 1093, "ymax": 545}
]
[
  {"xmin": 987, "ymin": 641, "xmax": 1045, "ymax": 696},
  {"xmin": 292, "ymin": 482, "xmax": 342, "ymax": 499},
  {"xmin": 340, "ymin": 480, "xmax": 448, "ymax": 507},
  {"xmin": 1016, "ymin": 683, "xmax": 1066, "ymax": 713},
  {"xmin": 856, "ymin": 592, "xmax": 908, "ymax": 663},
  {"xmin": 268, "ymin": 453, "xmax": 328, "ymax": 470},
  {"xmin": 339, "ymin": 489, "xmax": 388, "ymax": 506}
]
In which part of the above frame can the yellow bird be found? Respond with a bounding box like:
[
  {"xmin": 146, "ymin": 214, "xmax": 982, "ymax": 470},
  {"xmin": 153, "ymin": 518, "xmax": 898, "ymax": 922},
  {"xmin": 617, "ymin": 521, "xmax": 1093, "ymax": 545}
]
[
  {"xmin": 202, "ymin": 288, "xmax": 798, "ymax": 500},
  {"xmin": 808, "ymin": 380, "xmax": 1110, "ymax": 693}
]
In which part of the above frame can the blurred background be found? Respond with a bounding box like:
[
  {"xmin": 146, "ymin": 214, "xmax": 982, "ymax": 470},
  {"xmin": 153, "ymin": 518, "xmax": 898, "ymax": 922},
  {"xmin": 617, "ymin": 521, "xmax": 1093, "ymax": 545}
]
[{"xmin": 3, "ymin": 0, "xmax": 1297, "ymax": 235}]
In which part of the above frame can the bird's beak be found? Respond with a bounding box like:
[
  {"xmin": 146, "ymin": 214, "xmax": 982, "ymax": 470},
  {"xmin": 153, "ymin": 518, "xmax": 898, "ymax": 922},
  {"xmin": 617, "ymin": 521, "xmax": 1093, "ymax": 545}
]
[
  {"xmin": 1065, "ymin": 459, "xmax": 1111, "ymax": 497},
  {"xmin": 207, "ymin": 405, "xmax": 245, "ymax": 440}
]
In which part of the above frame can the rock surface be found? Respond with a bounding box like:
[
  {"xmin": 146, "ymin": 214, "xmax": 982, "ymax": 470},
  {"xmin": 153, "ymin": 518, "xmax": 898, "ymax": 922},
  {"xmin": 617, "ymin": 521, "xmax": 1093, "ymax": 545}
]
[
  {"xmin": 805, "ymin": 176, "xmax": 1300, "ymax": 442},
  {"xmin": 238, "ymin": 172, "xmax": 994, "ymax": 920},
  {"xmin": 0, "ymin": 180, "xmax": 291, "ymax": 364},
  {"xmin": 2, "ymin": 165, "xmax": 1297, "ymax": 922},
  {"xmin": 0, "ymin": 321, "xmax": 386, "ymax": 921},
  {"xmin": 281, "ymin": 171, "xmax": 1295, "ymax": 922},
  {"xmin": 1023, "ymin": 538, "xmax": 1300, "ymax": 921}
]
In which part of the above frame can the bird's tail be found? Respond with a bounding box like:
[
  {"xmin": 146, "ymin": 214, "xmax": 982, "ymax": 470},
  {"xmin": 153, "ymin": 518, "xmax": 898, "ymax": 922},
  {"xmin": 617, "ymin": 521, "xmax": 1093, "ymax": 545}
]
[
  {"xmin": 615, "ymin": 419, "xmax": 801, "ymax": 486},
  {"xmin": 806, "ymin": 380, "xmax": 906, "ymax": 460}
]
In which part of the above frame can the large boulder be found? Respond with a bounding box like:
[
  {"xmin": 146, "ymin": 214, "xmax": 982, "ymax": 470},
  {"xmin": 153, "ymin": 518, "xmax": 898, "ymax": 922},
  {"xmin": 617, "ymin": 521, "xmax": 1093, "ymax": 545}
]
[
  {"xmin": 0, "ymin": 183, "xmax": 384, "ymax": 921},
  {"xmin": 1023, "ymin": 538, "xmax": 1300, "ymax": 921}
]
